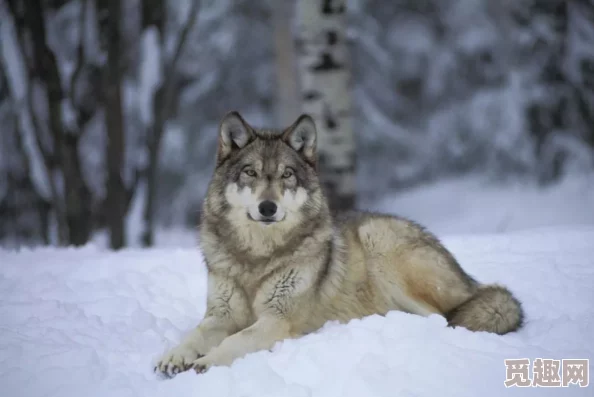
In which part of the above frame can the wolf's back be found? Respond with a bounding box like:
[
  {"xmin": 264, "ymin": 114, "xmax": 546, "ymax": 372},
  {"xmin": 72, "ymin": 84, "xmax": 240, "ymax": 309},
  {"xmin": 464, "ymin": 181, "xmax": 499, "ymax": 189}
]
[{"xmin": 445, "ymin": 284, "xmax": 524, "ymax": 335}]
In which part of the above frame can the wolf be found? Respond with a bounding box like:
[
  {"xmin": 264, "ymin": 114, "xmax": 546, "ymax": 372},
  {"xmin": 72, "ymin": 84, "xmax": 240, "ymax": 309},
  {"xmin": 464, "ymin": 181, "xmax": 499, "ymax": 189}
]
[{"xmin": 155, "ymin": 111, "xmax": 524, "ymax": 376}]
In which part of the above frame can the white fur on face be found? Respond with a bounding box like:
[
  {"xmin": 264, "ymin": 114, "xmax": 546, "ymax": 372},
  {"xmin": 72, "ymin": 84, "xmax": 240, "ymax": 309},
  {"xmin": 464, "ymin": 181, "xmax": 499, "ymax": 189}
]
[
  {"xmin": 224, "ymin": 183, "xmax": 309, "ymax": 225},
  {"xmin": 279, "ymin": 187, "xmax": 308, "ymax": 212}
]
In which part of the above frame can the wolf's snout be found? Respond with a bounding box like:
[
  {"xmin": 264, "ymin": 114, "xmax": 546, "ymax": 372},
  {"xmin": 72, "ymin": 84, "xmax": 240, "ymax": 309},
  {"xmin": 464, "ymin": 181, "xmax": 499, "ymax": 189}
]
[{"xmin": 258, "ymin": 201, "xmax": 277, "ymax": 217}]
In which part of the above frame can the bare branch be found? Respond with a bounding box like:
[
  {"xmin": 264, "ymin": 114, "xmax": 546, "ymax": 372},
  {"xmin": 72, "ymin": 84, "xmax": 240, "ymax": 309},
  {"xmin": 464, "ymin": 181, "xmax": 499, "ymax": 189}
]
[
  {"xmin": 140, "ymin": 0, "xmax": 200, "ymax": 247},
  {"xmin": 159, "ymin": 0, "xmax": 200, "ymax": 130}
]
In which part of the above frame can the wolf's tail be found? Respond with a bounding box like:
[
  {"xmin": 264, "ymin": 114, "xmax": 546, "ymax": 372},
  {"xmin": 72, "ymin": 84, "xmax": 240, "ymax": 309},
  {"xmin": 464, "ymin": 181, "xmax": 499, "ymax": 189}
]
[{"xmin": 445, "ymin": 285, "xmax": 524, "ymax": 335}]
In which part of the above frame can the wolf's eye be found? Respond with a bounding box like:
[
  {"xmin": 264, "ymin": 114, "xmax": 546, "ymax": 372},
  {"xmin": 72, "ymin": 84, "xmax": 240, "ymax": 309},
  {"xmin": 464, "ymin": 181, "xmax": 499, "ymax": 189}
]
[
  {"xmin": 244, "ymin": 169, "xmax": 256, "ymax": 177},
  {"xmin": 282, "ymin": 168, "xmax": 294, "ymax": 179}
]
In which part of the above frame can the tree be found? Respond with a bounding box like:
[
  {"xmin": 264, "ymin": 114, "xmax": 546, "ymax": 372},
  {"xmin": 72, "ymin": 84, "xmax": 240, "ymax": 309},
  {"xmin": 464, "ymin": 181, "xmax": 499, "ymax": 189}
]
[
  {"xmin": 1, "ymin": 0, "xmax": 202, "ymax": 248},
  {"xmin": 295, "ymin": 0, "xmax": 356, "ymax": 214},
  {"xmin": 2, "ymin": 0, "xmax": 148, "ymax": 248},
  {"xmin": 105, "ymin": 0, "xmax": 126, "ymax": 249},
  {"xmin": 140, "ymin": 0, "xmax": 200, "ymax": 247},
  {"xmin": 509, "ymin": 0, "xmax": 594, "ymax": 183},
  {"xmin": 521, "ymin": 0, "xmax": 571, "ymax": 183},
  {"xmin": 566, "ymin": 0, "xmax": 594, "ymax": 155},
  {"xmin": 0, "ymin": 65, "xmax": 51, "ymax": 247},
  {"xmin": 5, "ymin": 0, "xmax": 94, "ymax": 246},
  {"xmin": 273, "ymin": 0, "xmax": 300, "ymax": 126}
]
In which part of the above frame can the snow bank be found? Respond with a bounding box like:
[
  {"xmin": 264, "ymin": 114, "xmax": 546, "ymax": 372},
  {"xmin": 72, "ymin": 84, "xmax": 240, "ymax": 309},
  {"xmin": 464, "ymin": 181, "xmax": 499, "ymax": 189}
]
[
  {"xmin": 370, "ymin": 175, "xmax": 594, "ymax": 236},
  {"xmin": 1, "ymin": 228, "xmax": 593, "ymax": 397}
]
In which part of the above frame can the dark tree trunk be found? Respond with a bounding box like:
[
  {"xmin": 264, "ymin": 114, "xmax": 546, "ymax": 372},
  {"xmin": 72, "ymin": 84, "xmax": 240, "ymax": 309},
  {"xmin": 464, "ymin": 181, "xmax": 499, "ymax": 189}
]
[
  {"xmin": 23, "ymin": 0, "xmax": 93, "ymax": 246},
  {"xmin": 0, "ymin": 93, "xmax": 51, "ymax": 247},
  {"xmin": 139, "ymin": 0, "xmax": 166, "ymax": 248},
  {"xmin": 141, "ymin": 88, "xmax": 164, "ymax": 248},
  {"xmin": 5, "ymin": 0, "xmax": 64, "ymax": 245},
  {"xmin": 12, "ymin": 117, "xmax": 52, "ymax": 245},
  {"xmin": 105, "ymin": 0, "xmax": 126, "ymax": 249}
]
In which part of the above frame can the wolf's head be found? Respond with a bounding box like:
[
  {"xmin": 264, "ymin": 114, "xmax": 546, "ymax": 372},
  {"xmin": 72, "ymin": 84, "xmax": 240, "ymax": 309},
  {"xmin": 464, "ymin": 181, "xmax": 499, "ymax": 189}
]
[{"xmin": 202, "ymin": 111, "xmax": 329, "ymax": 245}]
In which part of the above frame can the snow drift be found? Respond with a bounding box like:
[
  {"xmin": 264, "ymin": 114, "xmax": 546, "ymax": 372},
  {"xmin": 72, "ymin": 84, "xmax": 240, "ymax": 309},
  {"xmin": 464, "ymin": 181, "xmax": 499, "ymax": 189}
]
[{"xmin": 1, "ymin": 227, "xmax": 593, "ymax": 397}]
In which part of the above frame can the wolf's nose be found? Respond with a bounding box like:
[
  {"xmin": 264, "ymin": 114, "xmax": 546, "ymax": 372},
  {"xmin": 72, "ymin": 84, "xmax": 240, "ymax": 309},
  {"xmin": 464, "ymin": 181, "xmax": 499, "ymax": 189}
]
[{"xmin": 258, "ymin": 201, "xmax": 277, "ymax": 217}]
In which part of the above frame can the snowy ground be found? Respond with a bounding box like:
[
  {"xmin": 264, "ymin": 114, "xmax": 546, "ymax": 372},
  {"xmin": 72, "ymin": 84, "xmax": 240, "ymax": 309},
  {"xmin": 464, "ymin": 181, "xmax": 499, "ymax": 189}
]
[
  {"xmin": 370, "ymin": 174, "xmax": 594, "ymax": 236},
  {"xmin": 1, "ymin": 176, "xmax": 593, "ymax": 397}
]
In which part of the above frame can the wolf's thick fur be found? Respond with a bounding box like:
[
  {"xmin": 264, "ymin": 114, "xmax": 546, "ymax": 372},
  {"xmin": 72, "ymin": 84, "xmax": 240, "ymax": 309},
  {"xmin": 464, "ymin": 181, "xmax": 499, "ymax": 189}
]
[{"xmin": 155, "ymin": 112, "xmax": 524, "ymax": 376}]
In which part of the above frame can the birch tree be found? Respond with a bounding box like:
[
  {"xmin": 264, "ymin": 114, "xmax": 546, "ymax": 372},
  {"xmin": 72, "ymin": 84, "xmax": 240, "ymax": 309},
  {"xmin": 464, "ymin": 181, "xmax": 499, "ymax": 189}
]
[
  {"xmin": 295, "ymin": 0, "xmax": 356, "ymax": 213},
  {"xmin": 273, "ymin": 0, "xmax": 300, "ymax": 126}
]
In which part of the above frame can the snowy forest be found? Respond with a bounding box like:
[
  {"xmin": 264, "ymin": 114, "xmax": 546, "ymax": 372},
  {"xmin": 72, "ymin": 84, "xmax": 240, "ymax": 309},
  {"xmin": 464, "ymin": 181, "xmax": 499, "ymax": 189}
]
[{"xmin": 1, "ymin": 0, "xmax": 593, "ymax": 249}]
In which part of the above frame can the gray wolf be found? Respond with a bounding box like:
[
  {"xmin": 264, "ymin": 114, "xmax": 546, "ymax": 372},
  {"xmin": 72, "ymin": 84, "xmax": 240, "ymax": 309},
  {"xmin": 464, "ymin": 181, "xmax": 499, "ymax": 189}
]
[{"xmin": 155, "ymin": 111, "xmax": 524, "ymax": 376}]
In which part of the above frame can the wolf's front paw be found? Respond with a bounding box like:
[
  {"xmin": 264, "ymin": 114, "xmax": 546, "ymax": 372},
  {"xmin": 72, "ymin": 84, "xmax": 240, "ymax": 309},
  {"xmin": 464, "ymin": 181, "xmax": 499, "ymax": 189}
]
[
  {"xmin": 191, "ymin": 356, "xmax": 212, "ymax": 374},
  {"xmin": 154, "ymin": 344, "xmax": 203, "ymax": 377}
]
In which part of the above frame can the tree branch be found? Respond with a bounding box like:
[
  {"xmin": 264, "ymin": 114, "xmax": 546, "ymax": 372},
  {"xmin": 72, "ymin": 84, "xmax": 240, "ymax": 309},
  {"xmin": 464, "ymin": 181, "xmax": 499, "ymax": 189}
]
[
  {"xmin": 159, "ymin": 0, "xmax": 200, "ymax": 132},
  {"xmin": 140, "ymin": 0, "xmax": 200, "ymax": 247},
  {"xmin": 69, "ymin": 0, "xmax": 88, "ymax": 106},
  {"xmin": 69, "ymin": 0, "xmax": 97, "ymax": 136}
]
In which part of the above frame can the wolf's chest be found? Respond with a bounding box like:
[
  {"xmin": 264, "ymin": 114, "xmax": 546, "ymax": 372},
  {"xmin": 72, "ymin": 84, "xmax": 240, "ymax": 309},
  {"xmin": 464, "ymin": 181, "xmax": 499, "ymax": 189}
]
[
  {"xmin": 208, "ymin": 257, "xmax": 275, "ymax": 302},
  {"xmin": 233, "ymin": 263, "xmax": 277, "ymax": 303}
]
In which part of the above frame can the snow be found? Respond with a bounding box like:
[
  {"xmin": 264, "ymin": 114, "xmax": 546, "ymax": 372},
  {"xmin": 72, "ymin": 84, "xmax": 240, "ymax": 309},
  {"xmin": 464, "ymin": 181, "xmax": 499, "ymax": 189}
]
[
  {"xmin": 2, "ymin": 190, "xmax": 594, "ymax": 396},
  {"xmin": 369, "ymin": 175, "xmax": 594, "ymax": 236}
]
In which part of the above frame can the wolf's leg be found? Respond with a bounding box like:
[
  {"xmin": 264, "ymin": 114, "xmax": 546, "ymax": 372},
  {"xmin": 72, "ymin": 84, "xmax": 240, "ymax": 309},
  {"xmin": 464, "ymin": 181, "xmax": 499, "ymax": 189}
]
[
  {"xmin": 154, "ymin": 315, "xmax": 232, "ymax": 375},
  {"xmin": 191, "ymin": 315, "xmax": 291, "ymax": 372},
  {"xmin": 155, "ymin": 275, "xmax": 250, "ymax": 376},
  {"xmin": 189, "ymin": 264, "xmax": 311, "ymax": 373}
]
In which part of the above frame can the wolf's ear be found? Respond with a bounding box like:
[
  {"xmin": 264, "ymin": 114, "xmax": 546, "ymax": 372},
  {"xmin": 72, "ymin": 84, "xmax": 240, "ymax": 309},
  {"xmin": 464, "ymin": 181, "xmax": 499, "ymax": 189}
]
[
  {"xmin": 217, "ymin": 111, "xmax": 254, "ymax": 164},
  {"xmin": 282, "ymin": 114, "xmax": 317, "ymax": 167}
]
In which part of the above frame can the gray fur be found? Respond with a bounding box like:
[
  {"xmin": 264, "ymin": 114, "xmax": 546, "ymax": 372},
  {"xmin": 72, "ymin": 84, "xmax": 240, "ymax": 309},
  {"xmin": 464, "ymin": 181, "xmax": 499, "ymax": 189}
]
[{"xmin": 155, "ymin": 112, "xmax": 525, "ymax": 377}]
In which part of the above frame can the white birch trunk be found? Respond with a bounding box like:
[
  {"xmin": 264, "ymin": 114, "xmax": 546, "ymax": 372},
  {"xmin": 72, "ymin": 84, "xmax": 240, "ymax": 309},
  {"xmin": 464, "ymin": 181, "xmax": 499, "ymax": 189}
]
[
  {"xmin": 295, "ymin": 0, "xmax": 356, "ymax": 212},
  {"xmin": 273, "ymin": 0, "xmax": 301, "ymax": 127}
]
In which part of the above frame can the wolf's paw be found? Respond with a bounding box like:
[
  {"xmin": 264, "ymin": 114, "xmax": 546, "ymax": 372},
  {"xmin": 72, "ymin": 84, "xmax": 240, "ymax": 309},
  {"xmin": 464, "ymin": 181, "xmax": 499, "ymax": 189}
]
[
  {"xmin": 154, "ymin": 344, "xmax": 203, "ymax": 378},
  {"xmin": 191, "ymin": 356, "xmax": 212, "ymax": 374}
]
